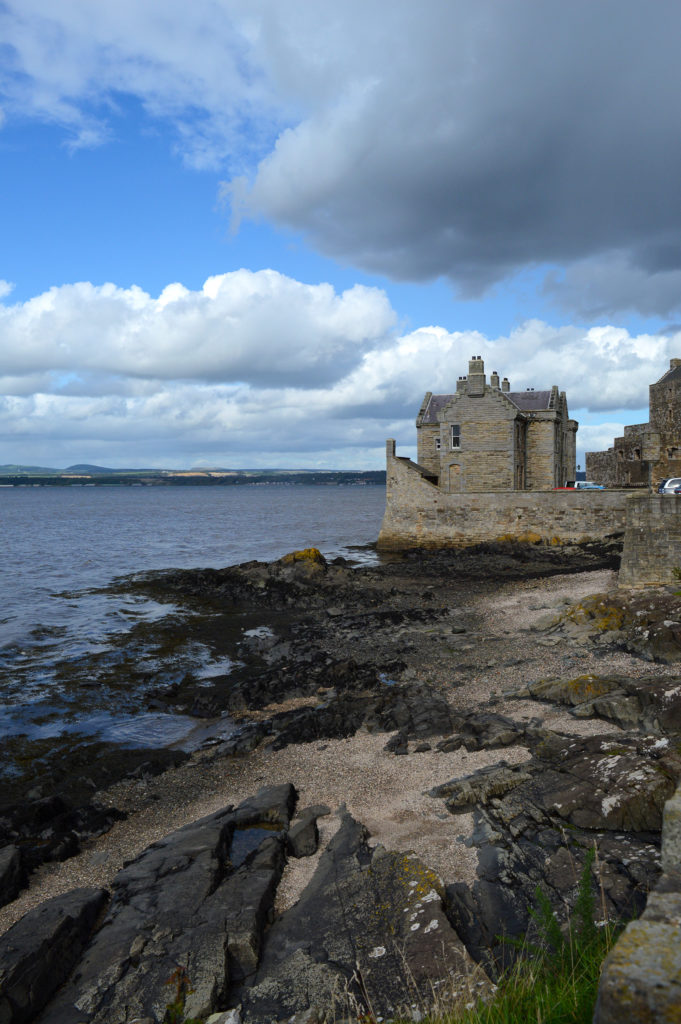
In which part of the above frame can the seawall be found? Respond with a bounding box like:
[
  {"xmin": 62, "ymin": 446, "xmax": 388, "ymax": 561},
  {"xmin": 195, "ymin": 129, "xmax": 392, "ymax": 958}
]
[{"xmin": 377, "ymin": 445, "xmax": 628, "ymax": 550}]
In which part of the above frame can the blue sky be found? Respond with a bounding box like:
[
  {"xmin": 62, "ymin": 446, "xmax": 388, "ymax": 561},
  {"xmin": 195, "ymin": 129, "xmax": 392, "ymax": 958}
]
[{"xmin": 1, "ymin": 0, "xmax": 680, "ymax": 469}]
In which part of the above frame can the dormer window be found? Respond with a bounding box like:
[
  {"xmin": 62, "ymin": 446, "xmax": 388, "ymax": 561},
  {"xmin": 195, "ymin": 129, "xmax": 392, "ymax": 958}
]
[{"xmin": 451, "ymin": 424, "xmax": 461, "ymax": 449}]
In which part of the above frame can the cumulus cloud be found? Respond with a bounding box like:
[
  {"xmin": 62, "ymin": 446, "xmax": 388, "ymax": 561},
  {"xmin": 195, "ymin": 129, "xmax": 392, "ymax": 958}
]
[
  {"xmin": 1, "ymin": 271, "xmax": 679, "ymax": 466},
  {"xmin": 0, "ymin": 270, "xmax": 396, "ymax": 387},
  {"xmin": 3, "ymin": 1, "xmax": 681, "ymax": 316}
]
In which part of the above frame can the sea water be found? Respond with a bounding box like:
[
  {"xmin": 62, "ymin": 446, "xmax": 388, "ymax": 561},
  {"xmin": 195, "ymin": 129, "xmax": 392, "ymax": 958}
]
[{"xmin": 0, "ymin": 484, "xmax": 386, "ymax": 752}]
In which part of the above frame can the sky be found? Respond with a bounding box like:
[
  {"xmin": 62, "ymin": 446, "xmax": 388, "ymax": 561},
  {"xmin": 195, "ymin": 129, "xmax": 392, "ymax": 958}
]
[{"xmin": 2, "ymin": 0, "xmax": 681, "ymax": 470}]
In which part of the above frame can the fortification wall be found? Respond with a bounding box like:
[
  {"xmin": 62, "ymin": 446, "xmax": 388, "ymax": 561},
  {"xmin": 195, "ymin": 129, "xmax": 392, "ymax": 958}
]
[
  {"xmin": 377, "ymin": 444, "xmax": 627, "ymax": 550},
  {"xmin": 618, "ymin": 494, "xmax": 681, "ymax": 586},
  {"xmin": 585, "ymin": 449, "xmax": 618, "ymax": 487}
]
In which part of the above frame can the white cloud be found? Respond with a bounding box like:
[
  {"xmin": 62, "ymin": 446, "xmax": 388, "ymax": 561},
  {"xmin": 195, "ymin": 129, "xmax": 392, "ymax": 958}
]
[
  {"xmin": 0, "ymin": 270, "xmax": 396, "ymax": 387},
  {"xmin": 1, "ymin": 271, "xmax": 679, "ymax": 467}
]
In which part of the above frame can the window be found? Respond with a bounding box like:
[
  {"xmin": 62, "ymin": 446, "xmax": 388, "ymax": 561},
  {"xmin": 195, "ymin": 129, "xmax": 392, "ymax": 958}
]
[
  {"xmin": 435, "ymin": 437, "xmax": 441, "ymax": 450},
  {"xmin": 451, "ymin": 424, "xmax": 461, "ymax": 449}
]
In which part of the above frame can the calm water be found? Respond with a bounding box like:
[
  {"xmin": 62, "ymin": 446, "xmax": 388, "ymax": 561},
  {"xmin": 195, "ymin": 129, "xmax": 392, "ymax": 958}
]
[{"xmin": 0, "ymin": 484, "xmax": 386, "ymax": 752}]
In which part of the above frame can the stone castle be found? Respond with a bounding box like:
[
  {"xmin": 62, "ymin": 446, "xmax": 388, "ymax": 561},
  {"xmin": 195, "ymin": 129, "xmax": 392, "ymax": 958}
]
[
  {"xmin": 587, "ymin": 357, "xmax": 681, "ymax": 487},
  {"xmin": 378, "ymin": 355, "xmax": 681, "ymax": 590},
  {"xmin": 415, "ymin": 356, "xmax": 577, "ymax": 491}
]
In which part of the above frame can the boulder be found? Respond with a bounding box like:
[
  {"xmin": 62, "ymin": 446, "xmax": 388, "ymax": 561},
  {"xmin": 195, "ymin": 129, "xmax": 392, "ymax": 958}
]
[
  {"xmin": 0, "ymin": 845, "xmax": 24, "ymax": 909},
  {"xmin": 287, "ymin": 815, "xmax": 320, "ymax": 858}
]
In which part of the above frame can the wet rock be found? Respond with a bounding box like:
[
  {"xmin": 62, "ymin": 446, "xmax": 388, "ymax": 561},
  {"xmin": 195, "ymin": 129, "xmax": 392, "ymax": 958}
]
[
  {"xmin": 0, "ymin": 796, "xmax": 126, "ymax": 884},
  {"xmin": 0, "ymin": 887, "xmax": 107, "ymax": 1024}
]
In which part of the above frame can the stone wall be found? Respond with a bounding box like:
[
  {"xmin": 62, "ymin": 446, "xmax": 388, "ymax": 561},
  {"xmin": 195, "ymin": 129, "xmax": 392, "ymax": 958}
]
[
  {"xmin": 435, "ymin": 389, "xmax": 517, "ymax": 492},
  {"xmin": 377, "ymin": 443, "xmax": 628, "ymax": 550},
  {"xmin": 585, "ymin": 449, "xmax": 618, "ymax": 488},
  {"xmin": 618, "ymin": 494, "xmax": 681, "ymax": 586},
  {"xmin": 526, "ymin": 416, "xmax": 558, "ymax": 489}
]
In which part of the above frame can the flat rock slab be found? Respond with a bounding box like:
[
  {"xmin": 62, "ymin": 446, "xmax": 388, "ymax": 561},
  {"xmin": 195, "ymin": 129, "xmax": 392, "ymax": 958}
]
[
  {"xmin": 240, "ymin": 812, "xmax": 490, "ymax": 1023},
  {"xmin": 35, "ymin": 784, "xmax": 294, "ymax": 1024},
  {"xmin": 511, "ymin": 672, "xmax": 681, "ymax": 732}
]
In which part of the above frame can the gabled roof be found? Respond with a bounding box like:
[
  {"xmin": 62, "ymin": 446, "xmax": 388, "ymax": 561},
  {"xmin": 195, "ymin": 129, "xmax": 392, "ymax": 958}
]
[
  {"xmin": 419, "ymin": 394, "xmax": 454, "ymax": 424},
  {"xmin": 654, "ymin": 364, "xmax": 681, "ymax": 386}
]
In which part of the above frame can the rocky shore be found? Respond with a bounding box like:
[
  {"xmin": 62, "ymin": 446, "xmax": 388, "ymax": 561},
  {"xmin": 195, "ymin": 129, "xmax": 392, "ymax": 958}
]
[{"xmin": 2, "ymin": 538, "xmax": 681, "ymax": 1022}]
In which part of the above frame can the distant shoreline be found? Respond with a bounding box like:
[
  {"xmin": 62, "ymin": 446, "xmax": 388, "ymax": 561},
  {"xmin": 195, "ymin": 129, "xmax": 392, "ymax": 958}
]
[{"xmin": 0, "ymin": 470, "xmax": 386, "ymax": 488}]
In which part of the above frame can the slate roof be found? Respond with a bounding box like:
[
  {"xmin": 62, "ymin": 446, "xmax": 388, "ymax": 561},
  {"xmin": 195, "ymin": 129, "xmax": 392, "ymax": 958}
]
[
  {"xmin": 419, "ymin": 394, "xmax": 453, "ymax": 424},
  {"xmin": 419, "ymin": 388, "xmax": 553, "ymax": 423},
  {"xmin": 655, "ymin": 363, "xmax": 681, "ymax": 386},
  {"xmin": 506, "ymin": 390, "xmax": 553, "ymax": 411}
]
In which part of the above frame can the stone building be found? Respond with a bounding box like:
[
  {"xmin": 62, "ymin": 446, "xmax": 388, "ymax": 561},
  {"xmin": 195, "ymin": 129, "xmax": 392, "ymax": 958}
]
[
  {"xmin": 586, "ymin": 358, "xmax": 681, "ymax": 488},
  {"xmin": 415, "ymin": 356, "xmax": 577, "ymax": 492}
]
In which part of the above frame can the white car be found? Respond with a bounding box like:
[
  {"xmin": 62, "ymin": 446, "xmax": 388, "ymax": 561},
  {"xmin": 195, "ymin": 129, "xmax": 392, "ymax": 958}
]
[
  {"xmin": 563, "ymin": 480, "xmax": 604, "ymax": 490},
  {"xmin": 657, "ymin": 477, "xmax": 681, "ymax": 494}
]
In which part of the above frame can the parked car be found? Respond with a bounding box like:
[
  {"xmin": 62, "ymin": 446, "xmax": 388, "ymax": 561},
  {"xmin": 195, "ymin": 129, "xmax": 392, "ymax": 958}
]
[
  {"xmin": 559, "ymin": 480, "xmax": 605, "ymax": 490},
  {"xmin": 658, "ymin": 478, "xmax": 681, "ymax": 493}
]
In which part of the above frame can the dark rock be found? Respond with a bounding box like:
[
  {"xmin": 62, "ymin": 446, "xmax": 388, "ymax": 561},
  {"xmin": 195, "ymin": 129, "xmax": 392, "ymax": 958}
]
[
  {"xmin": 0, "ymin": 845, "xmax": 24, "ymax": 909},
  {"xmin": 0, "ymin": 887, "xmax": 107, "ymax": 1024},
  {"xmin": 436, "ymin": 732, "xmax": 681, "ymax": 973},
  {"xmin": 384, "ymin": 730, "xmax": 409, "ymax": 754},
  {"xmin": 287, "ymin": 816, "xmax": 319, "ymax": 858},
  {"xmin": 240, "ymin": 813, "xmax": 490, "ymax": 1022},
  {"xmin": 37, "ymin": 786, "xmax": 294, "ymax": 1024},
  {"xmin": 436, "ymin": 735, "xmax": 464, "ymax": 753}
]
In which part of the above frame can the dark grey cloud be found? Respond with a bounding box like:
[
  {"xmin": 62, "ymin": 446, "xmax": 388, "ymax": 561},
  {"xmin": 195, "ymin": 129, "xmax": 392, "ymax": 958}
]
[
  {"xmin": 4, "ymin": 0, "xmax": 681, "ymax": 322},
  {"xmin": 231, "ymin": 0, "xmax": 681, "ymax": 316}
]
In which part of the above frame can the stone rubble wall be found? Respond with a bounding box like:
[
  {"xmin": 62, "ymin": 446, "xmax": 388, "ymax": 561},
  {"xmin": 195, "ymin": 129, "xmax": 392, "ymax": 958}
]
[
  {"xmin": 377, "ymin": 446, "xmax": 628, "ymax": 550},
  {"xmin": 618, "ymin": 493, "xmax": 681, "ymax": 586},
  {"xmin": 594, "ymin": 780, "xmax": 681, "ymax": 1023}
]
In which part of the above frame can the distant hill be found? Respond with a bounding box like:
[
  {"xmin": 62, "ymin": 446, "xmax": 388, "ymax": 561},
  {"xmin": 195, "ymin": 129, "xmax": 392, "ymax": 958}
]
[{"xmin": 64, "ymin": 464, "xmax": 162, "ymax": 474}]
